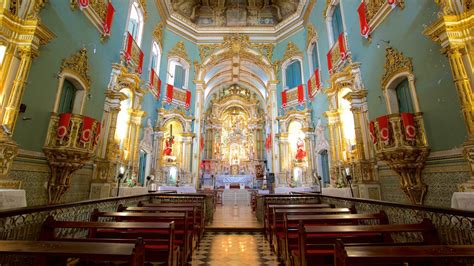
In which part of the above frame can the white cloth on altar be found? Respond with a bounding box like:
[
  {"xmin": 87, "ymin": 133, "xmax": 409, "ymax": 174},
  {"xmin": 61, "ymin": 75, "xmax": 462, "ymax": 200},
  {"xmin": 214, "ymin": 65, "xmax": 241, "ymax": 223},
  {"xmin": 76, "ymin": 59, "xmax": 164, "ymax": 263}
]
[
  {"xmin": 215, "ymin": 175, "xmax": 253, "ymax": 188},
  {"xmin": 451, "ymin": 192, "xmax": 474, "ymax": 211},
  {"xmin": 0, "ymin": 189, "xmax": 27, "ymax": 209}
]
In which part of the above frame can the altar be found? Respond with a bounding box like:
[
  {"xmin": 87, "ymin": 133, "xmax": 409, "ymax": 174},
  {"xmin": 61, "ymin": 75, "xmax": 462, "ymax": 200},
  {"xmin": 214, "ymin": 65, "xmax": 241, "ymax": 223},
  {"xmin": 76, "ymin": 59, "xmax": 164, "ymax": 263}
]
[{"xmin": 215, "ymin": 175, "xmax": 253, "ymax": 188}]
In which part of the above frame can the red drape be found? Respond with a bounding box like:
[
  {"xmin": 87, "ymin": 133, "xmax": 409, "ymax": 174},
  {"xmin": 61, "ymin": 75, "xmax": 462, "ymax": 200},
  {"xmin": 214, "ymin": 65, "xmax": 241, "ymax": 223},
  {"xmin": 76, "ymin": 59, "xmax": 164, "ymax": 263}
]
[
  {"xmin": 327, "ymin": 52, "xmax": 333, "ymax": 74},
  {"xmin": 377, "ymin": 115, "xmax": 390, "ymax": 144},
  {"xmin": 315, "ymin": 68, "xmax": 321, "ymax": 89},
  {"xmin": 307, "ymin": 78, "xmax": 312, "ymax": 100},
  {"xmin": 57, "ymin": 113, "xmax": 72, "ymax": 139},
  {"xmin": 81, "ymin": 116, "xmax": 95, "ymax": 143},
  {"xmin": 265, "ymin": 134, "xmax": 272, "ymax": 150},
  {"xmin": 338, "ymin": 33, "xmax": 347, "ymax": 59},
  {"xmin": 297, "ymin": 84, "xmax": 304, "ymax": 104},
  {"xmin": 150, "ymin": 69, "xmax": 156, "ymax": 87},
  {"xmin": 357, "ymin": 1, "xmax": 370, "ymax": 38},
  {"xmin": 369, "ymin": 121, "xmax": 377, "ymax": 144},
  {"xmin": 94, "ymin": 122, "xmax": 101, "ymax": 146},
  {"xmin": 78, "ymin": 0, "xmax": 89, "ymax": 9},
  {"xmin": 401, "ymin": 112, "xmax": 416, "ymax": 141},
  {"xmin": 157, "ymin": 78, "xmax": 162, "ymax": 99},
  {"xmin": 103, "ymin": 2, "xmax": 115, "ymax": 35},
  {"xmin": 186, "ymin": 90, "xmax": 191, "ymax": 109},
  {"xmin": 281, "ymin": 91, "xmax": 287, "ymax": 108},
  {"xmin": 166, "ymin": 84, "xmax": 174, "ymax": 103},
  {"xmin": 125, "ymin": 32, "xmax": 133, "ymax": 61},
  {"xmin": 137, "ymin": 49, "xmax": 144, "ymax": 74}
]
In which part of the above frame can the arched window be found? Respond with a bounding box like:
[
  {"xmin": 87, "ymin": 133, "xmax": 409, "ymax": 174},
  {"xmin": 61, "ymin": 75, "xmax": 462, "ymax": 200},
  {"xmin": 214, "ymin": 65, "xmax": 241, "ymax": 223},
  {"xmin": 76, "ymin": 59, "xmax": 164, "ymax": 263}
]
[
  {"xmin": 284, "ymin": 60, "xmax": 302, "ymax": 89},
  {"xmin": 168, "ymin": 59, "xmax": 189, "ymax": 90},
  {"xmin": 150, "ymin": 41, "xmax": 161, "ymax": 73},
  {"xmin": 127, "ymin": 1, "xmax": 144, "ymax": 45},
  {"xmin": 331, "ymin": 4, "xmax": 344, "ymax": 42},
  {"xmin": 395, "ymin": 78, "xmax": 414, "ymax": 113},
  {"xmin": 58, "ymin": 80, "xmax": 77, "ymax": 114},
  {"xmin": 338, "ymin": 88, "xmax": 356, "ymax": 150},
  {"xmin": 311, "ymin": 43, "xmax": 319, "ymax": 71}
]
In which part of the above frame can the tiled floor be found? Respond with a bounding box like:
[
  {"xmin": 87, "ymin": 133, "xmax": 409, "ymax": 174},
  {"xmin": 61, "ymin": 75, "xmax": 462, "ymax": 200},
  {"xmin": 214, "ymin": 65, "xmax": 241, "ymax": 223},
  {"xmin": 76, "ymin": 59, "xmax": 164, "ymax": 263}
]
[
  {"xmin": 207, "ymin": 205, "xmax": 262, "ymax": 229},
  {"xmin": 188, "ymin": 232, "xmax": 282, "ymax": 266}
]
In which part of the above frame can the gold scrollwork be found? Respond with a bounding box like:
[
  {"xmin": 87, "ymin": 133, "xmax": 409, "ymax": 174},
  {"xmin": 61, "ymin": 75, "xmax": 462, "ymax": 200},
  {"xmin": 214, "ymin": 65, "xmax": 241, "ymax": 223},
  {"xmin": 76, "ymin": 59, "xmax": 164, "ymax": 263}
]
[
  {"xmin": 168, "ymin": 41, "xmax": 190, "ymax": 62},
  {"xmin": 381, "ymin": 47, "xmax": 413, "ymax": 88},
  {"xmin": 61, "ymin": 48, "xmax": 91, "ymax": 88},
  {"xmin": 282, "ymin": 42, "xmax": 303, "ymax": 63},
  {"xmin": 153, "ymin": 22, "xmax": 164, "ymax": 48}
]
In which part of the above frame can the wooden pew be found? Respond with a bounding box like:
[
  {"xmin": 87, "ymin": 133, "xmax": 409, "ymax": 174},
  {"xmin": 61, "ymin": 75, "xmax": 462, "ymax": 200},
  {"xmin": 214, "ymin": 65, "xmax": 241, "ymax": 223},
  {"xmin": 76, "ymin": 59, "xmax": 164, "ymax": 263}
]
[
  {"xmin": 0, "ymin": 239, "xmax": 145, "ymax": 266},
  {"xmin": 137, "ymin": 202, "xmax": 205, "ymax": 239},
  {"xmin": 294, "ymin": 218, "xmax": 439, "ymax": 266},
  {"xmin": 282, "ymin": 212, "xmax": 388, "ymax": 265},
  {"xmin": 39, "ymin": 216, "xmax": 178, "ymax": 266},
  {"xmin": 335, "ymin": 240, "xmax": 474, "ymax": 266},
  {"xmin": 271, "ymin": 207, "xmax": 355, "ymax": 255},
  {"xmin": 264, "ymin": 204, "xmax": 333, "ymax": 244},
  {"xmin": 90, "ymin": 209, "xmax": 190, "ymax": 265}
]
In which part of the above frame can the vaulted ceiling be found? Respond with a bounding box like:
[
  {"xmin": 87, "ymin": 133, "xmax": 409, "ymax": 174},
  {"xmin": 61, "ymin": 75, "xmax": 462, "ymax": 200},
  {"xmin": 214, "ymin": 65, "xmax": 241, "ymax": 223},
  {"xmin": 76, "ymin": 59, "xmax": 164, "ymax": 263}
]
[{"xmin": 170, "ymin": 0, "xmax": 301, "ymax": 27}]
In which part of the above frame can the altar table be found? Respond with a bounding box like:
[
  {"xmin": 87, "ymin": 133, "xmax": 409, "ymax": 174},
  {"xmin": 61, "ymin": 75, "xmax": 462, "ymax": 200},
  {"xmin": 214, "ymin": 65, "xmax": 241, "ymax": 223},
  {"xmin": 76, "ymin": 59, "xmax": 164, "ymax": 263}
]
[
  {"xmin": 451, "ymin": 192, "xmax": 474, "ymax": 211},
  {"xmin": 0, "ymin": 189, "xmax": 27, "ymax": 209},
  {"xmin": 215, "ymin": 175, "xmax": 253, "ymax": 188}
]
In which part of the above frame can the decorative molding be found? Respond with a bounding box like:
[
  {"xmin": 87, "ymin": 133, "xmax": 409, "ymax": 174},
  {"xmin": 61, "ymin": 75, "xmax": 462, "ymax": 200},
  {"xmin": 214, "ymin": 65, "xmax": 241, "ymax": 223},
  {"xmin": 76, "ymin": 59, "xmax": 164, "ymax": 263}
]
[
  {"xmin": 153, "ymin": 21, "xmax": 165, "ymax": 48},
  {"xmin": 139, "ymin": 0, "xmax": 147, "ymax": 20},
  {"xmin": 168, "ymin": 41, "xmax": 190, "ymax": 62},
  {"xmin": 381, "ymin": 47, "xmax": 413, "ymax": 88},
  {"xmin": 282, "ymin": 42, "xmax": 303, "ymax": 63},
  {"xmin": 306, "ymin": 23, "xmax": 317, "ymax": 49},
  {"xmin": 60, "ymin": 48, "xmax": 91, "ymax": 88}
]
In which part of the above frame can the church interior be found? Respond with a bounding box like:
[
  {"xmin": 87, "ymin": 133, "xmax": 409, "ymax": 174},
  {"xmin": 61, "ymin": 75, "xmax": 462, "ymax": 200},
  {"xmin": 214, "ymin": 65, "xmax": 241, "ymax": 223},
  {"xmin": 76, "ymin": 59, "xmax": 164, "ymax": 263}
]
[{"xmin": 0, "ymin": 0, "xmax": 474, "ymax": 265}]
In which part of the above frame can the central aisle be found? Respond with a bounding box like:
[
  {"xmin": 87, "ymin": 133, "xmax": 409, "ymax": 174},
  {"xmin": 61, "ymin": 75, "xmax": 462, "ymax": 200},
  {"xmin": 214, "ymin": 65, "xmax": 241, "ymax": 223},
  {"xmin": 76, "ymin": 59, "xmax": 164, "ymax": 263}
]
[{"xmin": 188, "ymin": 232, "xmax": 282, "ymax": 265}]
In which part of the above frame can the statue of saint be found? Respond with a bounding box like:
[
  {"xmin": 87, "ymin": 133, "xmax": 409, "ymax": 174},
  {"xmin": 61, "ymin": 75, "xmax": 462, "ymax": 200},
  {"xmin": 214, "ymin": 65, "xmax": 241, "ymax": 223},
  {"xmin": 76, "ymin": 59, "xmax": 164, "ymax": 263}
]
[
  {"xmin": 295, "ymin": 137, "xmax": 306, "ymax": 161},
  {"xmin": 163, "ymin": 136, "xmax": 174, "ymax": 156},
  {"xmin": 141, "ymin": 119, "xmax": 154, "ymax": 151}
]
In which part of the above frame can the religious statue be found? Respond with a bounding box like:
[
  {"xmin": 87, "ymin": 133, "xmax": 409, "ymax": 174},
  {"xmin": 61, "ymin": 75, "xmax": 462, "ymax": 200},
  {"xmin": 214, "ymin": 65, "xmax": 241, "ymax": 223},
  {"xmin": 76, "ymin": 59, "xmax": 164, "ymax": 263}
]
[
  {"xmin": 314, "ymin": 119, "xmax": 329, "ymax": 153},
  {"xmin": 140, "ymin": 119, "xmax": 154, "ymax": 152},
  {"xmin": 163, "ymin": 136, "xmax": 174, "ymax": 156},
  {"xmin": 295, "ymin": 137, "xmax": 306, "ymax": 161}
]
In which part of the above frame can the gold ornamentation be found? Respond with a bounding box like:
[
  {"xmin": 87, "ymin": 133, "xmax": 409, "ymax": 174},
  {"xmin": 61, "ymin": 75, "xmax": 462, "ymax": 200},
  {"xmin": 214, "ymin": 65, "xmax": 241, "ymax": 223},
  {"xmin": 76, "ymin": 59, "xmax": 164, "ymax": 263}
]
[
  {"xmin": 0, "ymin": 135, "xmax": 19, "ymax": 178},
  {"xmin": 365, "ymin": 0, "xmax": 405, "ymax": 23},
  {"xmin": 139, "ymin": 0, "xmax": 147, "ymax": 20},
  {"xmin": 199, "ymin": 44, "xmax": 221, "ymax": 62},
  {"xmin": 153, "ymin": 22, "xmax": 164, "ymax": 48},
  {"xmin": 61, "ymin": 48, "xmax": 91, "ymax": 88},
  {"xmin": 306, "ymin": 23, "xmax": 318, "ymax": 49},
  {"xmin": 381, "ymin": 47, "xmax": 413, "ymax": 88},
  {"xmin": 282, "ymin": 42, "xmax": 303, "ymax": 63},
  {"xmin": 168, "ymin": 41, "xmax": 190, "ymax": 62}
]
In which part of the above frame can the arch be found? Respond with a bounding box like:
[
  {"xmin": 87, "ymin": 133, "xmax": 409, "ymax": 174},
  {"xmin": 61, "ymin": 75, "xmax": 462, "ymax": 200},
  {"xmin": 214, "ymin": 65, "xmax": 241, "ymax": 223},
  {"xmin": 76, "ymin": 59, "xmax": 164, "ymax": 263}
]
[
  {"xmin": 282, "ymin": 58, "xmax": 304, "ymax": 90},
  {"xmin": 324, "ymin": 0, "xmax": 347, "ymax": 46},
  {"xmin": 167, "ymin": 56, "xmax": 190, "ymax": 90},
  {"xmin": 384, "ymin": 72, "xmax": 420, "ymax": 114},
  {"xmin": 307, "ymin": 40, "xmax": 321, "ymax": 74},
  {"xmin": 338, "ymin": 87, "xmax": 356, "ymax": 149},
  {"xmin": 126, "ymin": 0, "xmax": 145, "ymax": 46},
  {"xmin": 150, "ymin": 41, "xmax": 162, "ymax": 74},
  {"xmin": 53, "ymin": 69, "xmax": 89, "ymax": 114}
]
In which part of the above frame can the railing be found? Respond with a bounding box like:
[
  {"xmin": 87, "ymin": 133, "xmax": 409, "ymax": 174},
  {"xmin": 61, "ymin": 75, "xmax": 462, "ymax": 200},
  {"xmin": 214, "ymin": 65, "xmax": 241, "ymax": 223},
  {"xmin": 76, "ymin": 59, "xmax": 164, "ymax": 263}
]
[
  {"xmin": 150, "ymin": 193, "xmax": 215, "ymax": 223},
  {"xmin": 44, "ymin": 113, "xmax": 101, "ymax": 154},
  {"xmin": 327, "ymin": 33, "xmax": 349, "ymax": 74},
  {"xmin": 255, "ymin": 194, "xmax": 321, "ymax": 222},
  {"xmin": 316, "ymin": 194, "xmax": 474, "ymax": 245},
  {"xmin": 124, "ymin": 32, "xmax": 144, "ymax": 74}
]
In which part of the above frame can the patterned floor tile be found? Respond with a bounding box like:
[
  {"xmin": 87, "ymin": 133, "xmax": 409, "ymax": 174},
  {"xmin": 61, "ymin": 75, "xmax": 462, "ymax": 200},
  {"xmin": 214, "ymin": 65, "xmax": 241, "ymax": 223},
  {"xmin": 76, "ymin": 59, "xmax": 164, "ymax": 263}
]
[{"xmin": 188, "ymin": 232, "xmax": 282, "ymax": 266}]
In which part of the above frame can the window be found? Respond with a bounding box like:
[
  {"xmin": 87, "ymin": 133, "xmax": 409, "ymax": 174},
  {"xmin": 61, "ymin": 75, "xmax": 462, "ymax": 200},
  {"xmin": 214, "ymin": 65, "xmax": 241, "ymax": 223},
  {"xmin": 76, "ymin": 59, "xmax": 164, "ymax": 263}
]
[
  {"xmin": 150, "ymin": 42, "xmax": 161, "ymax": 73},
  {"xmin": 127, "ymin": 1, "xmax": 144, "ymax": 45},
  {"xmin": 331, "ymin": 4, "xmax": 344, "ymax": 42},
  {"xmin": 285, "ymin": 60, "xmax": 302, "ymax": 89},
  {"xmin": 174, "ymin": 64, "xmax": 185, "ymax": 89},
  {"xmin": 58, "ymin": 80, "xmax": 77, "ymax": 114},
  {"xmin": 395, "ymin": 79, "xmax": 414, "ymax": 113},
  {"xmin": 311, "ymin": 43, "xmax": 319, "ymax": 71}
]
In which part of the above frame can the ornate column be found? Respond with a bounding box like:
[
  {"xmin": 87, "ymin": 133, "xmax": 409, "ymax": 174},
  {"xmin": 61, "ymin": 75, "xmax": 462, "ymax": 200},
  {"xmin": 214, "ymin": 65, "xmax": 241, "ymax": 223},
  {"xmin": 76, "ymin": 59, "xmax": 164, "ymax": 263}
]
[
  {"xmin": 129, "ymin": 110, "xmax": 145, "ymax": 177},
  {"xmin": 325, "ymin": 111, "xmax": 342, "ymax": 186},
  {"xmin": 424, "ymin": 4, "xmax": 474, "ymax": 191},
  {"xmin": 192, "ymin": 81, "xmax": 204, "ymax": 187},
  {"xmin": 181, "ymin": 133, "xmax": 194, "ymax": 175},
  {"xmin": 269, "ymin": 81, "xmax": 280, "ymax": 177},
  {"xmin": 153, "ymin": 131, "xmax": 164, "ymax": 183}
]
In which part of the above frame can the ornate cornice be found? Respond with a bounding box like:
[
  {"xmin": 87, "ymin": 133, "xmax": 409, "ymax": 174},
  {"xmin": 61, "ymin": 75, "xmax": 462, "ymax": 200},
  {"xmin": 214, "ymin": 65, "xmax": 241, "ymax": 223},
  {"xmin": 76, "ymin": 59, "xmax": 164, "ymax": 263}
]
[
  {"xmin": 61, "ymin": 48, "xmax": 91, "ymax": 88},
  {"xmin": 282, "ymin": 42, "xmax": 303, "ymax": 63},
  {"xmin": 381, "ymin": 47, "xmax": 413, "ymax": 88},
  {"xmin": 168, "ymin": 41, "xmax": 190, "ymax": 62}
]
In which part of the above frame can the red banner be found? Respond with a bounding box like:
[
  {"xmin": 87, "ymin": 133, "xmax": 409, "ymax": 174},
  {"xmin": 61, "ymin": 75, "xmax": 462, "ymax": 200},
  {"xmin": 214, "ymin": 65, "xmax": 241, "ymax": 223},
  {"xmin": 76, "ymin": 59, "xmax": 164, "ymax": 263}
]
[
  {"xmin": 57, "ymin": 113, "xmax": 72, "ymax": 139},
  {"xmin": 338, "ymin": 33, "xmax": 347, "ymax": 59},
  {"xmin": 327, "ymin": 51, "xmax": 333, "ymax": 74},
  {"xmin": 150, "ymin": 68, "xmax": 156, "ymax": 87},
  {"xmin": 357, "ymin": 1, "xmax": 370, "ymax": 38},
  {"xmin": 166, "ymin": 84, "xmax": 173, "ymax": 103},
  {"xmin": 157, "ymin": 77, "xmax": 162, "ymax": 99},
  {"xmin": 80, "ymin": 116, "xmax": 95, "ymax": 144},
  {"xmin": 78, "ymin": 0, "xmax": 89, "ymax": 9},
  {"xmin": 314, "ymin": 68, "xmax": 321, "ymax": 89},
  {"xmin": 200, "ymin": 136, "xmax": 204, "ymax": 151},
  {"xmin": 265, "ymin": 134, "xmax": 272, "ymax": 150},
  {"xmin": 137, "ymin": 49, "xmax": 144, "ymax": 74},
  {"xmin": 94, "ymin": 122, "xmax": 101, "ymax": 146},
  {"xmin": 185, "ymin": 90, "xmax": 191, "ymax": 109},
  {"xmin": 125, "ymin": 32, "xmax": 133, "ymax": 61},
  {"xmin": 281, "ymin": 91, "xmax": 287, "ymax": 108},
  {"xmin": 401, "ymin": 112, "xmax": 416, "ymax": 141},
  {"xmin": 297, "ymin": 84, "xmax": 304, "ymax": 104},
  {"xmin": 103, "ymin": 2, "xmax": 115, "ymax": 35},
  {"xmin": 369, "ymin": 121, "xmax": 376, "ymax": 144},
  {"xmin": 388, "ymin": 0, "xmax": 397, "ymax": 8},
  {"xmin": 377, "ymin": 115, "xmax": 390, "ymax": 144},
  {"xmin": 307, "ymin": 78, "xmax": 312, "ymax": 100}
]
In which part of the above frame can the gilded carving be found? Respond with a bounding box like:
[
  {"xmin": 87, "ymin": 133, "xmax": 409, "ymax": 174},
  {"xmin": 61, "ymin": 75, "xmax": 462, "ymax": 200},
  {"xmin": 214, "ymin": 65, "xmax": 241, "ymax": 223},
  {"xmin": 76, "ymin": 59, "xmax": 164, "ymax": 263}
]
[
  {"xmin": 306, "ymin": 23, "xmax": 318, "ymax": 49},
  {"xmin": 282, "ymin": 42, "xmax": 303, "ymax": 63},
  {"xmin": 381, "ymin": 47, "xmax": 413, "ymax": 88},
  {"xmin": 168, "ymin": 41, "xmax": 190, "ymax": 62},
  {"xmin": 61, "ymin": 48, "xmax": 91, "ymax": 88},
  {"xmin": 365, "ymin": 0, "xmax": 404, "ymax": 23},
  {"xmin": 153, "ymin": 22, "xmax": 164, "ymax": 48}
]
